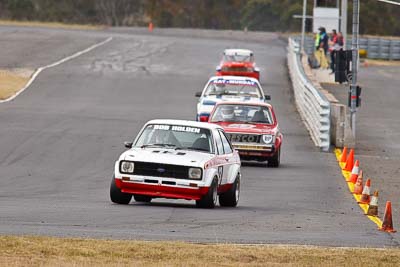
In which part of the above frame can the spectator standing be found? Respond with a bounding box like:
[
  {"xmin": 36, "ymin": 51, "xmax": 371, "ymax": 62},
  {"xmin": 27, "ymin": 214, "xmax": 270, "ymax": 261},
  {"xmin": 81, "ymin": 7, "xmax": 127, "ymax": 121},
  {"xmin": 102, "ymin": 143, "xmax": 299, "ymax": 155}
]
[
  {"xmin": 318, "ymin": 27, "xmax": 329, "ymax": 54},
  {"xmin": 315, "ymin": 32, "xmax": 321, "ymax": 51},
  {"xmin": 314, "ymin": 27, "xmax": 329, "ymax": 68},
  {"xmin": 329, "ymin": 30, "xmax": 344, "ymax": 73}
]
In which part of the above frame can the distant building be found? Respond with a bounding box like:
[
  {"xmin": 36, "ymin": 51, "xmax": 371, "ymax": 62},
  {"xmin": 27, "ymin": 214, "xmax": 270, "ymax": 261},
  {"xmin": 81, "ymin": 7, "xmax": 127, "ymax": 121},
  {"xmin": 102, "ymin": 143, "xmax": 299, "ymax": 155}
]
[{"xmin": 313, "ymin": 0, "xmax": 339, "ymax": 33}]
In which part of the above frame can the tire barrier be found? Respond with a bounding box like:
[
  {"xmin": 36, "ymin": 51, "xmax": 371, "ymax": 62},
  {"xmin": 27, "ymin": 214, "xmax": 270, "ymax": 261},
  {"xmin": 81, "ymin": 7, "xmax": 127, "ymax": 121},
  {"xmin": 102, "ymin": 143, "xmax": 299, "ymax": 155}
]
[
  {"xmin": 300, "ymin": 36, "xmax": 400, "ymax": 61},
  {"xmin": 335, "ymin": 147, "xmax": 396, "ymax": 233}
]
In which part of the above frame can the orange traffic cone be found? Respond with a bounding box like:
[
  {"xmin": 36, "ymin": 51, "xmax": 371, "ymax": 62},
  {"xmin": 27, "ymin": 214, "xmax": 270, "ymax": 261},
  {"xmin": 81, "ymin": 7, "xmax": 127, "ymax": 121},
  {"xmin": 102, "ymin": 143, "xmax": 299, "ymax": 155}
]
[
  {"xmin": 358, "ymin": 178, "xmax": 371, "ymax": 204},
  {"xmin": 352, "ymin": 170, "xmax": 364, "ymax": 194},
  {"xmin": 339, "ymin": 147, "xmax": 348, "ymax": 163},
  {"xmin": 366, "ymin": 190, "xmax": 379, "ymax": 216},
  {"xmin": 343, "ymin": 149, "xmax": 354, "ymax": 171},
  {"xmin": 379, "ymin": 201, "xmax": 396, "ymax": 233},
  {"xmin": 148, "ymin": 22, "xmax": 153, "ymax": 32},
  {"xmin": 347, "ymin": 160, "xmax": 360, "ymax": 183}
]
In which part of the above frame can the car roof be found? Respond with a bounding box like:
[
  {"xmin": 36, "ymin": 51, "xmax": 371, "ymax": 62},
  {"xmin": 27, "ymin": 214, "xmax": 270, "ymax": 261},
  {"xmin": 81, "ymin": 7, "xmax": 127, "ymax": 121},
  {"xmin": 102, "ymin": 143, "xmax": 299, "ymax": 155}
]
[
  {"xmin": 207, "ymin": 75, "xmax": 259, "ymax": 83},
  {"xmin": 146, "ymin": 119, "xmax": 223, "ymax": 130},
  {"xmin": 213, "ymin": 101, "xmax": 272, "ymax": 109},
  {"xmin": 224, "ymin": 49, "xmax": 253, "ymax": 56}
]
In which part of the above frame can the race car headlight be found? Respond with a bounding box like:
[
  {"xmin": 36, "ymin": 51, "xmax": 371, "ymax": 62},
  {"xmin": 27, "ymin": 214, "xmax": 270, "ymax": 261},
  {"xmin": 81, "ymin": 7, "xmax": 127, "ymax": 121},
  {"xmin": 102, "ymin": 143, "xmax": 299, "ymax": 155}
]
[
  {"xmin": 188, "ymin": 168, "xmax": 202, "ymax": 180},
  {"xmin": 262, "ymin": 134, "xmax": 274, "ymax": 144},
  {"xmin": 120, "ymin": 161, "xmax": 134, "ymax": 174}
]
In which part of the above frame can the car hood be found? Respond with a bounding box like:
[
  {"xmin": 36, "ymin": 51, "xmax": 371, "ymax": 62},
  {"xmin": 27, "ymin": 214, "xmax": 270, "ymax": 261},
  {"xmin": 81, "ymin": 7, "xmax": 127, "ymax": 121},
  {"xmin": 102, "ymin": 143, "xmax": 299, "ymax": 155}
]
[
  {"xmin": 119, "ymin": 147, "xmax": 215, "ymax": 167},
  {"xmin": 214, "ymin": 121, "xmax": 276, "ymax": 134}
]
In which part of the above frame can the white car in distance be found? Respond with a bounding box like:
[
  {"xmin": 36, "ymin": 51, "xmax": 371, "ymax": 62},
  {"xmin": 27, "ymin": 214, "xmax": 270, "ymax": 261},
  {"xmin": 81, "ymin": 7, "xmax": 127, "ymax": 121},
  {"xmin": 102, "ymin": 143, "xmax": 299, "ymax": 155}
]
[
  {"xmin": 110, "ymin": 119, "xmax": 241, "ymax": 208},
  {"xmin": 195, "ymin": 76, "xmax": 270, "ymax": 122}
]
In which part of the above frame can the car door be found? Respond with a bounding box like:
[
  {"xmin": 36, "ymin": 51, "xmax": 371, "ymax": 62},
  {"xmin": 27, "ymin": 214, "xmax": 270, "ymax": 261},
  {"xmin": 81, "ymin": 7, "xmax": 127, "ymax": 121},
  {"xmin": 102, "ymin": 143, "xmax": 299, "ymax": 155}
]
[
  {"xmin": 217, "ymin": 129, "xmax": 234, "ymax": 185},
  {"xmin": 213, "ymin": 129, "xmax": 225, "ymax": 185}
]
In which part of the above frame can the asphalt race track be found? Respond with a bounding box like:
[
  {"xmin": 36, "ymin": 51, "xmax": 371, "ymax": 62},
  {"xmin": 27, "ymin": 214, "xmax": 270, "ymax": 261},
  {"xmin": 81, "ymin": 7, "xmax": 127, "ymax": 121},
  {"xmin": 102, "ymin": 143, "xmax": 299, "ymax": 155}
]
[{"xmin": 0, "ymin": 26, "xmax": 398, "ymax": 247}]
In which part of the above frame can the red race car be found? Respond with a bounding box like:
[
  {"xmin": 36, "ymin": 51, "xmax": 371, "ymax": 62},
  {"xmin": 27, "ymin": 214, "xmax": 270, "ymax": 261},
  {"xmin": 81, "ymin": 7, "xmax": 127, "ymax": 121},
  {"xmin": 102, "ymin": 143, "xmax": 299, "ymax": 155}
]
[
  {"xmin": 208, "ymin": 102, "xmax": 282, "ymax": 167},
  {"xmin": 216, "ymin": 49, "xmax": 260, "ymax": 80}
]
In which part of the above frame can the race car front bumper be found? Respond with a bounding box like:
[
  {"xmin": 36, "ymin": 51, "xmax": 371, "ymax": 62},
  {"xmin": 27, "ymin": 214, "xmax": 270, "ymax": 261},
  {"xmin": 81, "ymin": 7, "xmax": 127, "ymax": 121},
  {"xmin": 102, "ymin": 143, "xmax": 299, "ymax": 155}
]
[
  {"xmin": 232, "ymin": 143, "xmax": 275, "ymax": 157},
  {"xmin": 115, "ymin": 178, "xmax": 210, "ymax": 200}
]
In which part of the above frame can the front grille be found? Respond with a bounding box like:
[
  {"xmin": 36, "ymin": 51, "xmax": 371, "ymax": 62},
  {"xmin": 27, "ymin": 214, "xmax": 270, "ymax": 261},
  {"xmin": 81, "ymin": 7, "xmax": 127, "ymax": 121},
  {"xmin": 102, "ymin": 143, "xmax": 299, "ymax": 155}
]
[
  {"xmin": 226, "ymin": 67, "xmax": 248, "ymax": 72},
  {"xmin": 133, "ymin": 162, "xmax": 190, "ymax": 179},
  {"xmin": 226, "ymin": 133, "xmax": 262, "ymax": 143}
]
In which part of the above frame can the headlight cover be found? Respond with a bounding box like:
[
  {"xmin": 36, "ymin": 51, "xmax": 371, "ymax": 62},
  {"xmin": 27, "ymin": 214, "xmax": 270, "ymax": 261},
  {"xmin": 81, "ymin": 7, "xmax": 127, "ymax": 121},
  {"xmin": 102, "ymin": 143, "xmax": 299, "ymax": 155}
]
[
  {"xmin": 120, "ymin": 161, "xmax": 135, "ymax": 174},
  {"xmin": 188, "ymin": 167, "xmax": 202, "ymax": 180},
  {"xmin": 262, "ymin": 134, "xmax": 274, "ymax": 144}
]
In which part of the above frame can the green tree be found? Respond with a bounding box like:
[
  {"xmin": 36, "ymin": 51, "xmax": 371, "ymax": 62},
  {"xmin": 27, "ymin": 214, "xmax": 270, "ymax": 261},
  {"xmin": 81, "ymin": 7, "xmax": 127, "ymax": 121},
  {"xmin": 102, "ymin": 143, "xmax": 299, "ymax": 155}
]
[{"xmin": 6, "ymin": 0, "xmax": 34, "ymax": 20}]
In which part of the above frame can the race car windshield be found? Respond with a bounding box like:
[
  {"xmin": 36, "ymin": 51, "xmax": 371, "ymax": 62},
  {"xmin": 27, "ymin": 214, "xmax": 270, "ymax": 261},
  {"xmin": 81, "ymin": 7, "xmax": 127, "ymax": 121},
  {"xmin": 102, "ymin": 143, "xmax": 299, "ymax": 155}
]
[
  {"xmin": 210, "ymin": 104, "xmax": 274, "ymax": 124},
  {"xmin": 205, "ymin": 81, "xmax": 261, "ymax": 98},
  {"xmin": 223, "ymin": 54, "xmax": 254, "ymax": 62},
  {"xmin": 135, "ymin": 124, "xmax": 214, "ymax": 153}
]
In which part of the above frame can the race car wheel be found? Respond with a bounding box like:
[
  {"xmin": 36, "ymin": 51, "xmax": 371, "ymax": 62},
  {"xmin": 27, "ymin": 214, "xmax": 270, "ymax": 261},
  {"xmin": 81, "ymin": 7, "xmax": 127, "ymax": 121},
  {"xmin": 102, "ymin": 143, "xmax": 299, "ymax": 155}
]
[
  {"xmin": 110, "ymin": 177, "xmax": 132, "ymax": 204},
  {"xmin": 267, "ymin": 147, "xmax": 280, "ymax": 168},
  {"xmin": 196, "ymin": 178, "xmax": 218, "ymax": 209},
  {"xmin": 219, "ymin": 175, "xmax": 240, "ymax": 207},
  {"xmin": 134, "ymin": 195, "xmax": 152, "ymax": 203}
]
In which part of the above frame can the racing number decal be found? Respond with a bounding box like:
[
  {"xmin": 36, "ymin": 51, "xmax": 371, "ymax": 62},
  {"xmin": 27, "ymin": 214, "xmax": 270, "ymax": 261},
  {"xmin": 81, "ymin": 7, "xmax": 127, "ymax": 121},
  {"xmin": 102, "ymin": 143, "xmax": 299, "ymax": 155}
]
[{"xmin": 217, "ymin": 166, "xmax": 223, "ymax": 185}]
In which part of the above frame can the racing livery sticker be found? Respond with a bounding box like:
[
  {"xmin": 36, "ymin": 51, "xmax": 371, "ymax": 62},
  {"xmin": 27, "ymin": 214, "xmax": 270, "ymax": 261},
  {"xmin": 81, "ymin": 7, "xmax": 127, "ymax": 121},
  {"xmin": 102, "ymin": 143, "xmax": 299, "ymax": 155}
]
[
  {"xmin": 152, "ymin": 124, "xmax": 201, "ymax": 133},
  {"xmin": 211, "ymin": 79, "xmax": 257, "ymax": 86}
]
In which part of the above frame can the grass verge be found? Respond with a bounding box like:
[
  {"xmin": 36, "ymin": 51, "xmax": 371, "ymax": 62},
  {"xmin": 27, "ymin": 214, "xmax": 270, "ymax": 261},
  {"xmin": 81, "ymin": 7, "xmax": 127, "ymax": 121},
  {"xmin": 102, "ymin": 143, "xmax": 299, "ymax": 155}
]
[
  {"xmin": 0, "ymin": 19, "xmax": 105, "ymax": 30},
  {"xmin": 0, "ymin": 69, "xmax": 33, "ymax": 100},
  {"xmin": 1, "ymin": 235, "xmax": 400, "ymax": 266}
]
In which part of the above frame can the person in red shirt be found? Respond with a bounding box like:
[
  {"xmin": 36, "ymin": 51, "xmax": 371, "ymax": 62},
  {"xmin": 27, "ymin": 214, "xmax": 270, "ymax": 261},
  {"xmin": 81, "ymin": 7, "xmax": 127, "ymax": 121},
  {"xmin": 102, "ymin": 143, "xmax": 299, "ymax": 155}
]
[{"xmin": 329, "ymin": 30, "xmax": 344, "ymax": 73}]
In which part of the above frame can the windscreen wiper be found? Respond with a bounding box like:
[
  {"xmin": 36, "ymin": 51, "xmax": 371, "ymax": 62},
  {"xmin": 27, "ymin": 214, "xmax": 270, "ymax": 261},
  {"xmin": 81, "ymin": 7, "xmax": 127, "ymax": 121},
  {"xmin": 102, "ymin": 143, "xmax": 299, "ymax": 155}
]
[
  {"xmin": 141, "ymin": 143, "xmax": 177, "ymax": 148},
  {"xmin": 175, "ymin": 147, "xmax": 210, "ymax": 153}
]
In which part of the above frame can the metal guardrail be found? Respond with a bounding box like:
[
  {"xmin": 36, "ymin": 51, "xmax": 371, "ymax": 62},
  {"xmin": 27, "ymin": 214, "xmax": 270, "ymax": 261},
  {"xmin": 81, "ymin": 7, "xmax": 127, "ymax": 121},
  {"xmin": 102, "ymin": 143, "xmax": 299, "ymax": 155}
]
[
  {"xmin": 287, "ymin": 38, "xmax": 331, "ymax": 151},
  {"xmin": 301, "ymin": 36, "xmax": 400, "ymax": 60}
]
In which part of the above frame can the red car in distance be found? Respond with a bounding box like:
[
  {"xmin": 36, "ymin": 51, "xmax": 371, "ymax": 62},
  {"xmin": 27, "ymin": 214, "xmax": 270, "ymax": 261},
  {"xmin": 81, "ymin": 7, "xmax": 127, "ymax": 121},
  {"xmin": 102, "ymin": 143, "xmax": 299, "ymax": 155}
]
[
  {"xmin": 216, "ymin": 49, "xmax": 260, "ymax": 80},
  {"xmin": 208, "ymin": 102, "xmax": 282, "ymax": 167}
]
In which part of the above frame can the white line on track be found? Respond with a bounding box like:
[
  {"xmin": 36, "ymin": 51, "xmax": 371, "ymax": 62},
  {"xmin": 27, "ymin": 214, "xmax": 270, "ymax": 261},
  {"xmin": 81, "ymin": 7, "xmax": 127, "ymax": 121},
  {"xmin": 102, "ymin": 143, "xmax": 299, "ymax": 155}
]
[{"xmin": 0, "ymin": 36, "xmax": 113, "ymax": 103}]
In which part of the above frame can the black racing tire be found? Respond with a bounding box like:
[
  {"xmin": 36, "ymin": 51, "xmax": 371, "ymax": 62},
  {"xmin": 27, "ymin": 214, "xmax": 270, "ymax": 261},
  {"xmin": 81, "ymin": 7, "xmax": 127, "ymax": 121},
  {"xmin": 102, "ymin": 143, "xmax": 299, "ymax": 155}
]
[
  {"xmin": 219, "ymin": 175, "xmax": 240, "ymax": 207},
  {"xmin": 134, "ymin": 195, "xmax": 152, "ymax": 203},
  {"xmin": 267, "ymin": 147, "xmax": 281, "ymax": 168},
  {"xmin": 110, "ymin": 177, "xmax": 132, "ymax": 204},
  {"xmin": 196, "ymin": 178, "xmax": 218, "ymax": 209}
]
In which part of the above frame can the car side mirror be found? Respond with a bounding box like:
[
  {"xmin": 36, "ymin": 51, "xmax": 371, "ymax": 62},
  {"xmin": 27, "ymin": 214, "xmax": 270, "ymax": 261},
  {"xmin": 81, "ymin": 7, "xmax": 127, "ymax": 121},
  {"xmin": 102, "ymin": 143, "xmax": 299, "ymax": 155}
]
[
  {"xmin": 265, "ymin": 95, "xmax": 271, "ymax": 101},
  {"xmin": 195, "ymin": 92, "xmax": 202, "ymax": 97},
  {"xmin": 124, "ymin": 142, "xmax": 133, "ymax": 148},
  {"xmin": 216, "ymin": 66, "xmax": 221, "ymax": 71}
]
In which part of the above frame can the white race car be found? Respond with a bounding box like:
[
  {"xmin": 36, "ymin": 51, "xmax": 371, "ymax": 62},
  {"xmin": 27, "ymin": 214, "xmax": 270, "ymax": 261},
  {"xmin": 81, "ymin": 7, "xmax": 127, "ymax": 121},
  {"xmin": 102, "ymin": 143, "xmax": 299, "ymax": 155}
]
[
  {"xmin": 110, "ymin": 119, "xmax": 241, "ymax": 208},
  {"xmin": 195, "ymin": 76, "xmax": 270, "ymax": 122}
]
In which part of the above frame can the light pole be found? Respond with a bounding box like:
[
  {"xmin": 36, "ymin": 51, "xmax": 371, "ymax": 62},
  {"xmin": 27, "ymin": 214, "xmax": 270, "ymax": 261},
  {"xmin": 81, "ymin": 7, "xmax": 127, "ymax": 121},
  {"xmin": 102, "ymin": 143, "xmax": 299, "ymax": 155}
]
[
  {"xmin": 301, "ymin": 0, "xmax": 307, "ymax": 52},
  {"xmin": 350, "ymin": 0, "xmax": 359, "ymax": 137},
  {"xmin": 341, "ymin": 0, "xmax": 347, "ymax": 47}
]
